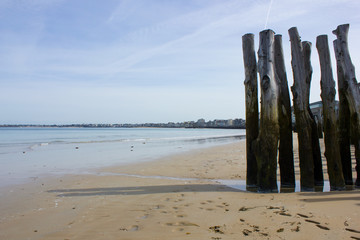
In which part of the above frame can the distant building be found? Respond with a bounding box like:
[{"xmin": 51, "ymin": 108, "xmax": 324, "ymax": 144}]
[
  {"xmin": 291, "ymin": 100, "xmax": 339, "ymax": 126},
  {"xmin": 195, "ymin": 118, "xmax": 206, "ymax": 128}
]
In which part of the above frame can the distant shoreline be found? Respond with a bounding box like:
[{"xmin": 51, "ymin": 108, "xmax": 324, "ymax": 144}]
[
  {"xmin": 0, "ymin": 118, "xmax": 246, "ymax": 129},
  {"xmin": 0, "ymin": 124, "xmax": 246, "ymax": 130}
]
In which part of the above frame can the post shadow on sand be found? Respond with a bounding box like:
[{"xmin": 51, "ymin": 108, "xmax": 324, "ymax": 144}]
[
  {"xmin": 48, "ymin": 184, "xmax": 242, "ymax": 197},
  {"xmin": 298, "ymin": 189, "xmax": 360, "ymax": 203}
]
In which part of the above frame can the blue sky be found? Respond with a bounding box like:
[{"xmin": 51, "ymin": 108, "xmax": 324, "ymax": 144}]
[{"xmin": 0, "ymin": 0, "xmax": 359, "ymax": 124}]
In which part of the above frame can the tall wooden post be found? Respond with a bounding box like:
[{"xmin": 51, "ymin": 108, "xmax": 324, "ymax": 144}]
[
  {"xmin": 288, "ymin": 27, "xmax": 315, "ymax": 191},
  {"xmin": 303, "ymin": 41, "xmax": 324, "ymax": 188},
  {"xmin": 242, "ymin": 33, "xmax": 259, "ymax": 191},
  {"xmin": 333, "ymin": 37, "xmax": 353, "ymax": 186},
  {"xmin": 253, "ymin": 29, "xmax": 279, "ymax": 193},
  {"xmin": 316, "ymin": 34, "xmax": 346, "ymax": 190},
  {"xmin": 333, "ymin": 24, "xmax": 360, "ymax": 188},
  {"xmin": 274, "ymin": 34, "xmax": 295, "ymax": 190}
]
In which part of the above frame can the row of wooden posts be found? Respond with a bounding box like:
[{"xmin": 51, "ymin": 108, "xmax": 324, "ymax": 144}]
[{"xmin": 243, "ymin": 24, "xmax": 360, "ymax": 192}]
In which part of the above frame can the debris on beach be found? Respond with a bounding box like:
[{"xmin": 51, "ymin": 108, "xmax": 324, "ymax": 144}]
[
  {"xmin": 297, "ymin": 213, "xmax": 310, "ymax": 218},
  {"xmin": 346, "ymin": 228, "xmax": 360, "ymax": 234},
  {"xmin": 316, "ymin": 224, "xmax": 330, "ymax": 230},
  {"xmin": 305, "ymin": 219, "xmax": 321, "ymax": 224}
]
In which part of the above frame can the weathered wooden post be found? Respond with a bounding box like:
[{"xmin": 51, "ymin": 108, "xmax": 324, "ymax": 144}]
[
  {"xmin": 333, "ymin": 24, "xmax": 360, "ymax": 188},
  {"xmin": 274, "ymin": 34, "xmax": 295, "ymax": 190},
  {"xmin": 333, "ymin": 37, "xmax": 353, "ymax": 186},
  {"xmin": 253, "ymin": 29, "xmax": 279, "ymax": 193},
  {"xmin": 316, "ymin": 34, "xmax": 346, "ymax": 190},
  {"xmin": 242, "ymin": 33, "xmax": 259, "ymax": 191},
  {"xmin": 288, "ymin": 27, "xmax": 315, "ymax": 191},
  {"xmin": 303, "ymin": 41, "xmax": 324, "ymax": 188}
]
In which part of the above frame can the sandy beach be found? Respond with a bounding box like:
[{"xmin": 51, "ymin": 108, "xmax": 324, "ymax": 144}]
[{"xmin": 1, "ymin": 136, "xmax": 360, "ymax": 240}]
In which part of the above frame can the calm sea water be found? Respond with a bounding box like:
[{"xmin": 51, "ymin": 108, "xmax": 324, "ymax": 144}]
[{"xmin": 0, "ymin": 127, "xmax": 245, "ymax": 187}]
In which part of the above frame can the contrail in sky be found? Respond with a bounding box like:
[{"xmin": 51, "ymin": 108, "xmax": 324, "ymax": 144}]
[{"xmin": 264, "ymin": 0, "xmax": 274, "ymax": 29}]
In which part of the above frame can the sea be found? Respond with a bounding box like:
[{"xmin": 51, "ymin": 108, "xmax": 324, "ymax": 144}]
[{"xmin": 0, "ymin": 127, "xmax": 245, "ymax": 188}]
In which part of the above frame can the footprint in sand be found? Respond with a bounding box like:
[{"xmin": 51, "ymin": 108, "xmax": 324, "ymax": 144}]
[
  {"xmin": 129, "ymin": 225, "xmax": 140, "ymax": 231},
  {"xmin": 209, "ymin": 225, "xmax": 225, "ymax": 234},
  {"xmin": 119, "ymin": 225, "xmax": 140, "ymax": 232},
  {"xmin": 152, "ymin": 205, "xmax": 164, "ymax": 210},
  {"xmin": 291, "ymin": 225, "xmax": 301, "ymax": 232},
  {"xmin": 139, "ymin": 214, "xmax": 149, "ymax": 219},
  {"xmin": 166, "ymin": 221, "xmax": 199, "ymax": 227},
  {"xmin": 242, "ymin": 229, "xmax": 252, "ymax": 236}
]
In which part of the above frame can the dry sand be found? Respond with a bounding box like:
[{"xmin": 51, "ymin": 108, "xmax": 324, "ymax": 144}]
[{"xmin": 0, "ymin": 136, "xmax": 360, "ymax": 240}]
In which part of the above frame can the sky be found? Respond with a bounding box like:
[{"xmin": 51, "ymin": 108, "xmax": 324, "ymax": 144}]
[{"xmin": 0, "ymin": 0, "xmax": 359, "ymax": 124}]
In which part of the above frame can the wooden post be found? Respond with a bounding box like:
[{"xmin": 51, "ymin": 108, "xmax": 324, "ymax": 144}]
[
  {"xmin": 334, "ymin": 37, "xmax": 353, "ymax": 186},
  {"xmin": 316, "ymin": 34, "xmax": 346, "ymax": 190},
  {"xmin": 253, "ymin": 29, "xmax": 279, "ymax": 193},
  {"xmin": 274, "ymin": 34, "xmax": 295, "ymax": 190},
  {"xmin": 303, "ymin": 41, "xmax": 324, "ymax": 188},
  {"xmin": 333, "ymin": 24, "xmax": 360, "ymax": 188},
  {"xmin": 242, "ymin": 33, "xmax": 259, "ymax": 191},
  {"xmin": 288, "ymin": 27, "xmax": 315, "ymax": 191}
]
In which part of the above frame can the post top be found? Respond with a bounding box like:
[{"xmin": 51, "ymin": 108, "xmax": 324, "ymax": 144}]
[{"xmin": 260, "ymin": 29, "xmax": 275, "ymax": 35}]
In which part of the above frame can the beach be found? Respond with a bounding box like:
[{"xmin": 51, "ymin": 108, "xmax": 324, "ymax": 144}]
[{"xmin": 1, "ymin": 135, "xmax": 360, "ymax": 240}]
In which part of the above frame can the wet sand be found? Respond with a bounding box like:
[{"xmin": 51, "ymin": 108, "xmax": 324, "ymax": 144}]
[{"xmin": 0, "ymin": 135, "xmax": 359, "ymax": 240}]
